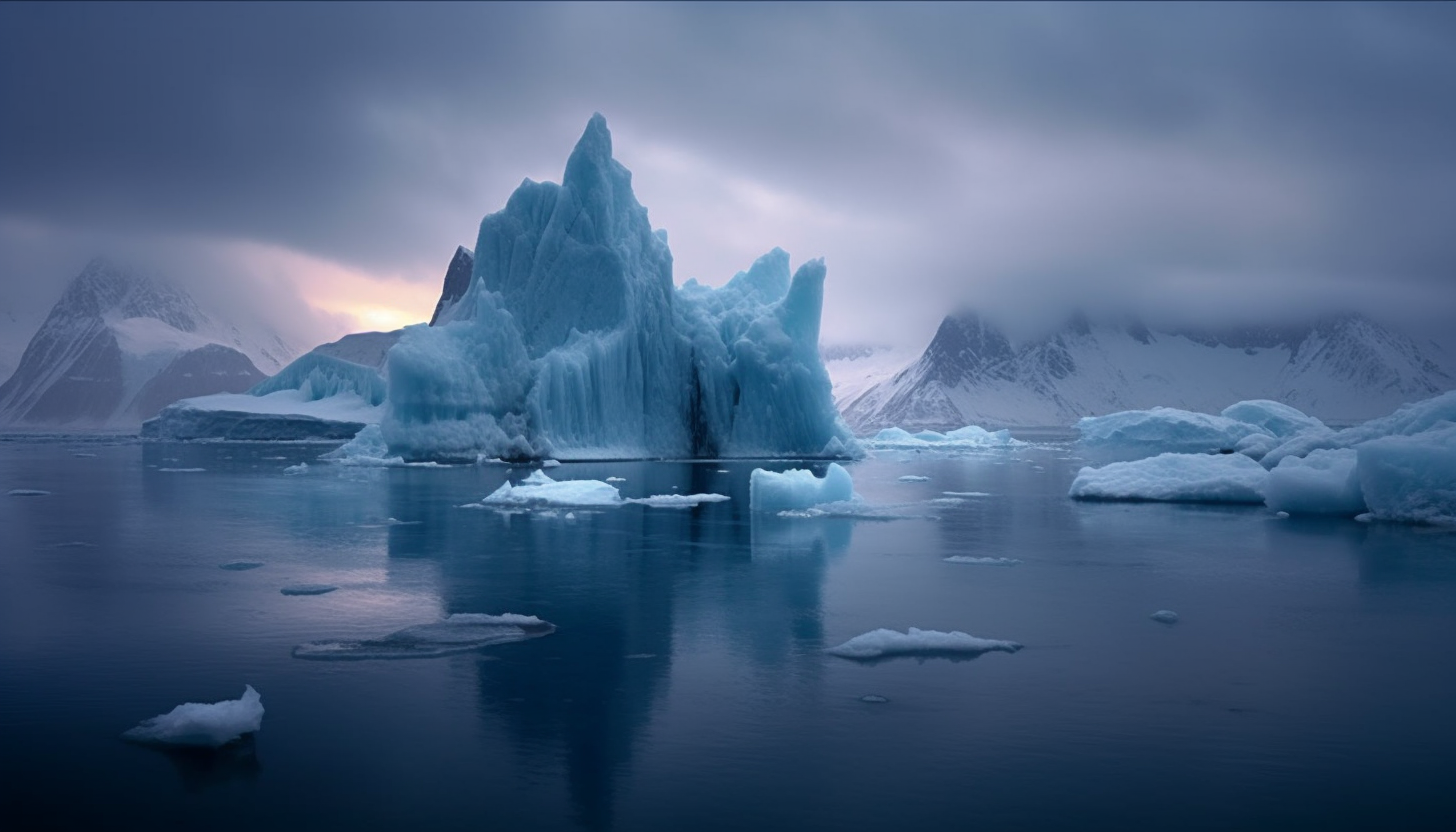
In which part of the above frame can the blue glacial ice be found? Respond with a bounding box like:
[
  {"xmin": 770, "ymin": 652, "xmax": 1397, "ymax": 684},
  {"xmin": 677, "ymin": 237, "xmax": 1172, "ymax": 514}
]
[
  {"xmin": 1077, "ymin": 406, "xmax": 1273, "ymax": 460},
  {"xmin": 341, "ymin": 114, "xmax": 857, "ymax": 463},
  {"xmin": 1265, "ymin": 448, "xmax": 1365, "ymax": 516},
  {"xmin": 1261, "ymin": 389, "xmax": 1456, "ymax": 468},
  {"xmin": 1357, "ymin": 423, "xmax": 1456, "ymax": 525},
  {"xmin": 122, "ymin": 685, "xmax": 263, "ymax": 747},
  {"xmin": 749, "ymin": 464, "xmax": 858, "ymax": 512},
  {"xmin": 865, "ymin": 425, "xmax": 1022, "ymax": 451}
]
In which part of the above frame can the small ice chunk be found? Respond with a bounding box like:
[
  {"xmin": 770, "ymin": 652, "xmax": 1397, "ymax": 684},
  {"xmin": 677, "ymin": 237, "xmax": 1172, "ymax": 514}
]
[
  {"xmin": 220, "ymin": 561, "xmax": 264, "ymax": 571},
  {"xmin": 826, "ymin": 627, "xmax": 1022, "ymax": 660},
  {"xmin": 122, "ymin": 685, "xmax": 263, "ymax": 748},
  {"xmin": 942, "ymin": 491, "xmax": 991, "ymax": 497},
  {"xmin": 481, "ymin": 470, "xmax": 623, "ymax": 507},
  {"xmin": 7, "ymin": 489, "xmax": 51, "ymax": 496},
  {"xmin": 859, "ymin": 694, "xmax": 890, "ymax": 704},
  {"xmin": 605, "ymin": 476, "xmax": 626, "ymax": 483},
  {"xmin": 541, "ymin": 459, "xmax": 561, "ymax": 468},
  {"xmin": 750, "ymin": 463, "xmax": 857, "ymax": 512},
  {"xmin": 281, "ymin": 584, "xmax": 338, "ymax": 596},
  {"xmin": 1069, "ymin": 453, "xmax": 1268, "ymax": 504},
  {"xmin": 716, "ymin": 469, "xmax": 729, "ymax": 474},
  {"xmin": 897, "ymin": 475, "xmax": 930, "ymax": 483},
  {"xmin": 943, "ymin": 556, "xmax": 1020, "ymax": 565},
  {"xmin": 626, "ymin": 493, "xmax": 731, "ymax": 507},
  {"xmin": 293, "ymin": 613, "xmax": 555, "ymax": 660},
  {"xmin": 158, "ymin": 468, "xmax": 206, "ymax": 473},
  {"xmin": 1149, "ymin": 610, "xmax": 1180, "ymax": 624},
  {"xmin": 625, "ymin": 653, "xmax": 657, "ymax": 660},
  {"xmin": 1274, "ymin": 511, "xmax": 1290, "ymax": 519},
  {"xmin": 283, "ymin": 463, "xmax": 308, "ymax": 475}
]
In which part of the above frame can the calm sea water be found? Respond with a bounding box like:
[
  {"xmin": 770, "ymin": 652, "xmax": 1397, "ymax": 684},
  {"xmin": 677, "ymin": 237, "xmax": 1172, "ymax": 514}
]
[{"xmin": 2, "ymin": 435, "xmax": 1455, "ymax": 831}]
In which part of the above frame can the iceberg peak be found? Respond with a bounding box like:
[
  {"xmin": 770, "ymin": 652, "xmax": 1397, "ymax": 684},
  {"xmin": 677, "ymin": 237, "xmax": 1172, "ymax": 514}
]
[{"xmin": 342, "ymin": 115, "xmax": 859, "ymax": 463}]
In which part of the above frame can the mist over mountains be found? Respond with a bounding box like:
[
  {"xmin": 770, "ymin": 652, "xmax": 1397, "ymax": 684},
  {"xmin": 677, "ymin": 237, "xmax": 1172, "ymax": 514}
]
[{"xmin": 834, "ymin": 309, "xmax": 1454, "ymax": 430}]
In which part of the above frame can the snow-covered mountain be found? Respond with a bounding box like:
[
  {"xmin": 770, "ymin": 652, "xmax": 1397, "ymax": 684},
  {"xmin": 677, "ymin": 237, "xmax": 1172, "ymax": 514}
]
[
  {"xmin": 0, "ymin": 257, "xmax": 298, "ymax": 428},
  {"xmin": 840, "ymin": 310, "xmax": 1454, "ymax": 431}
]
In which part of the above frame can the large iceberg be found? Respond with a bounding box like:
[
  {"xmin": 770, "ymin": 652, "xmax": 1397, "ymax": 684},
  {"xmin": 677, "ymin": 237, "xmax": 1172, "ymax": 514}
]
[
  {"xmin": 1261, "ymin": 389, "xmax": 1456, "ymax": 468},
  {"xmin": 1264, "ymin": 448, "xmax": 1365, "ymax": 516},
  {"xmin": 351, "ymin": 114, "xmax": 857, "ymax": 462}
]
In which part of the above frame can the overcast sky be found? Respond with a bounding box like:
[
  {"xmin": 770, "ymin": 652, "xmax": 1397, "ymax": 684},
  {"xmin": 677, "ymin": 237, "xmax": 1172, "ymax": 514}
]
[{"xmin": 2, "ymin": 1, "xmax": 1454, "ymax": 360}]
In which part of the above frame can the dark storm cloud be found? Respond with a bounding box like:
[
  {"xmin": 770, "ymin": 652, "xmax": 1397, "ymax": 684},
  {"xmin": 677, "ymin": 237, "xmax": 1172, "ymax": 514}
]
[{"xmin": 2, "ymin": 1, "xmax": 1454, "ymax": 349}]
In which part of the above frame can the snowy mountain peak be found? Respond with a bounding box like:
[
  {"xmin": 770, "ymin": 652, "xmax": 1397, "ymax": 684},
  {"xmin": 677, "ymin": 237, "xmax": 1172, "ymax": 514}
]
[
  {"xmin": 428, "ymin": 246, "xmax": 475, "ymax": 326},
  {"xmin": 841, "ymin": 310, "xmax": 1453, "ymax": 430},
  {"xmin": 0, "ymin": 259, "xmax": 296, "ymax": 428}
]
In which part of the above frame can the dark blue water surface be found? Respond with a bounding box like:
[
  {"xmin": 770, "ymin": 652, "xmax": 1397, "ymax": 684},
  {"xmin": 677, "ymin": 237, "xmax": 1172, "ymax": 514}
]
[{"xmin": 3, "ymin": 435, "xmax": 1455, "ymax": 831}]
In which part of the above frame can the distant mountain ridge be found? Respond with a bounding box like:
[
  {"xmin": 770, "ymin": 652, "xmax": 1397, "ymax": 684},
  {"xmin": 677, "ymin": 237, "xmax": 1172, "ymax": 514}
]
[
  {"xmin": 0, "ymin": 258, "xmax": 297, "ymax": 428},
  {"xmin": 839, "ymin": 310, "xmax": 1454, "ymax": 430}
]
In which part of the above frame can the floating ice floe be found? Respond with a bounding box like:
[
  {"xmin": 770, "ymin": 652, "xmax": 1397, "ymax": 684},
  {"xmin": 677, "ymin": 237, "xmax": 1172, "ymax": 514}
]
[
  {"xmin": 943, "ymin": 556, "xmax": 1020, "ymax": 565},
  {"xmin": 280, "ymin": 584, "xmax": 338, "ymax": 596},
  {"xmin": 864, "ymin": 425, "xmax": 1022, "ymax": 451},
  {"xmin": 1069, "ymin": 452, "xmax": 1268, "ymax": 503},
  {"xmin": 219, "ymin": 561, "xmax": 264, "ymax": 571},
  {"xmin": 1077, "ymin": 406, "xmax": 1272, "ymax": 460},
  {"xmin": 897, "ymin": 475, "xmax": 930, "ymax": 483},
  {"xmin": 481, "ymin": 469, "xmax": 623, "ymax": 507},
  {"xmin": 827, "ymin": 628, "xmax": 1022, "ymax": 660},
  {"xmin": 1149, "ymin": 610, "xmax": 1180, "ymax": 624},
  {"xmin": 283, "ymin": 463, "xmax": 308, "ymax": 475},
  {"xmin": 625, "ymin": 493, "xmax": 731, "ymax": 508},
  {"xmin": 1265, "ymin": 448, "xmax": 1365, "ymax": 516},
  {"xmin": 122, "ymin": 685, "xmax": 263, "ymax": 748},
  {"xmin": 943, "ymin": 491, "xmax": 991, "ymax": 497},
  {"xmin": 605, "ymin": 476, "xmax": 626, "ymax": 483},
  {"xmin": 157, "ymin": 468, "xmax": 206, "ymax": 473},
  {"xmin": 7, "ymin": 489, "xmax": 50, "ymax": 496},
  {"xmin": 293, "ymin": 613, "xmax": 555, "ymax": 660},
  {"xmin": 749, "ymin": 463, "xmax": 858, "ymax": 512}
]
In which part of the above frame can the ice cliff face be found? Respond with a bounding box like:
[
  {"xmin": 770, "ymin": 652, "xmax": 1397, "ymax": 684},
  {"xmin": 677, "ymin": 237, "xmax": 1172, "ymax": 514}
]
[
  {"xmin": 372, "ymin": 114, "xmax": 856, "ymax": 462},
  {"xmin": 842, "ymin": 310, "xmax": 1453, "ymax": 430},
  {"xmin": 0, "ymin": 258, "xmax": 295, "ymax": 428}
]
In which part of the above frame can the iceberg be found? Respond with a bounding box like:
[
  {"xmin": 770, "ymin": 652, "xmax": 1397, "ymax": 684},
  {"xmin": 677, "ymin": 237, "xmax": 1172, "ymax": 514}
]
[
  {"xmin": 749, "ymin": 463, "xmax": 858, "ymax": 512},
  {"xmin": 624, "ymin": 493, "xmax": 731, "ymax": 508},
  {"xmin": 1220, "ymin": 400, "xmax": 1327, "ymax": 439},
  {"xmin": 293, "ymin": 613, "xmax": 555, "ymax": 660},
  {"xmin": 1149, "ymin": 610, "xmax": 1180, "ymax": 624},
  {"xmin": 826, "ymin": 628, "xmax": 1022, "ymax": 660},
  {"xmin": 1357, "ymin": 423, "xmax": 1456, "ymax": 525},
  {"xmin": 1264, "ymin": 448, "xmax": 1365, "ymax": 516},
  {"xmin": 1068, "ymin": 452, "xmax": 1269, "ymax": 504},
  {"xmin": 122, "ymin": 685, "xmax": 263, "ymax": 747},
  {"xmin": 1262, "ymin": 389, "xmax": 1456, "ymax": 468},
  {"xmin": 348, "ymin": 114, "xmax": 857, "ymax": 463},
  {"xmin": 1076, "ymin": 406, "xmax": 1270, "ymax": 460}
]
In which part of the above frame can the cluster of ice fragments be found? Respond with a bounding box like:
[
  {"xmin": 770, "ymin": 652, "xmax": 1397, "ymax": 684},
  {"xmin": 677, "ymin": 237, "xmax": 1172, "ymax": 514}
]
[
  {"xmin": 864, "ymin": 425, "xmax": 1022, "ymax": 451},
  {"xmin": 325, "ymin": 115, "xmax": 857, "ymax": 464},
  {"xmin": 122, "ymin": 685, "xmax": 263, "ymax": 748},
  {"xmin": 1069, "ymin": 391, "xmax": 1456, "ymax": 524}
]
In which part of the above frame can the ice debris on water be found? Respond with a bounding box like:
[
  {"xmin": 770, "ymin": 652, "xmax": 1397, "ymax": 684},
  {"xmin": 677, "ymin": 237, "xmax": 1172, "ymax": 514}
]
[
  {"xmin": 122, "ymin": 685, "xmax": 263, "ymax": 748},
  {"xmin": 482, "ymin": 469, "xmax": 623, "ymax": 507},
  {"xmin": 859, "ymin": 695, "xmax": 890, "ymax": 704},
  {"xmin": 280, "ymin": 584, "xmax": 338, "ymax": 596},
  {"xmin": 943, "ymin": 491, "xmax": 991, "ymax": 497},
  {"xmin": 826, "ymin": 628, "xmax": 1022, "ymax": 660},
  {"xmin": 283, "ymin": 463, "xmax": 308, "ymax": 475},
  {"xmin": 943, "ymin": 556, "xmax": 1020, "ymax": 565},
  {"xmin": 157, "ymin": 467, "xmax": 206, "ymax": 473},
  {"xmin": 897, "ymin": 475, "xmax": 930, "ymax": 483},
  {"xmin": 605, "ymin": 476, "xmax": 626, "ymax": 483},
  {"xmin": 293, "ymin": 613, "xmax": 555, "ymax": 660},
  {"xmin": 219, "ymin": 561, "xmax": 264, "ymax": 571},
  {"xmin": 7, "ymin": 489, "xmax": 51, "ymax": 496},
  {"xmin": 626, "ymin": 493, "xmax": 730, "ymax": 508},
  {"xmin": 1150, "ymin": 610, "xmax": 1180, "ymax": 624}
]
